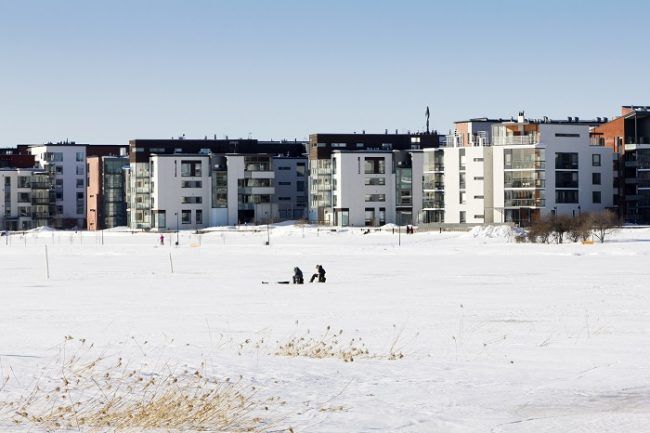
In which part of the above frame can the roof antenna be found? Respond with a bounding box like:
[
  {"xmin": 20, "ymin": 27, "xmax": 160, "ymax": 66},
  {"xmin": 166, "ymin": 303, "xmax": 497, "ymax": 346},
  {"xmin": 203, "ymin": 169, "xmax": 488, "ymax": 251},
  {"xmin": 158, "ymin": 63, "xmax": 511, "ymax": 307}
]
[{"xmin": 425, "ymin": 106, "xmax": 430, "ymax": 134}]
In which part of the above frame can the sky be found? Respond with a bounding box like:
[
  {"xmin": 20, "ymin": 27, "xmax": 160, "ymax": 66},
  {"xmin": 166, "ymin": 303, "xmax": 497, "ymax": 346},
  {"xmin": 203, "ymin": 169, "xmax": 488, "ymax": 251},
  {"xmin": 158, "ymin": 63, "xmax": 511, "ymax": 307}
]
[{"xmin": 0, "ymin": 0, "xmax": 648, "ymax": 146}]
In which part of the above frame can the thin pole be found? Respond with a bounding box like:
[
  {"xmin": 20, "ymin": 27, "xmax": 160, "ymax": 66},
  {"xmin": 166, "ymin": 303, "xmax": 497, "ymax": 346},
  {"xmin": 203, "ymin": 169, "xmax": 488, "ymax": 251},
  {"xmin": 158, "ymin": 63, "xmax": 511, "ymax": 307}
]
[
  {"xmin": 169, "ymin": 252, "xmax": 174, "ymax": 273},
  {"xmin": 398, "ymin": 225, "xmax": 401, "ymax": 246},
  {"xmin": 45, "ymin": 245, "xmax": 50, "ymax": 279}
]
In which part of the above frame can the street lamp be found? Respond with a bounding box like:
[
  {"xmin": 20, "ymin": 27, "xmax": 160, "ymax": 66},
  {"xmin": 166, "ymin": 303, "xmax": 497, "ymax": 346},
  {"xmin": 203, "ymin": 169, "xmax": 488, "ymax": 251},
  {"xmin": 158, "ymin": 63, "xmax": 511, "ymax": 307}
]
[
  {"xmin": 265, "ymin": 211, "xmax": 270, "ymax": 246},
  {"xmin": 175, "ymin": 212, "xmax": 179, "ymax": 245}
]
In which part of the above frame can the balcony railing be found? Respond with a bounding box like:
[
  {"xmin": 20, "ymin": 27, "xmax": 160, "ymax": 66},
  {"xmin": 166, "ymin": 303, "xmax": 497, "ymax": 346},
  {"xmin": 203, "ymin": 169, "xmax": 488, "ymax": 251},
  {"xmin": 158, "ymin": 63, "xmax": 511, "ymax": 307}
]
[
  {"xmin": 504, "ymin": 180, "xmax": 545, "ymax": 188},
  {"xmin": 423, "ymin": 182, "xmax": 444, "ymax": 190},
  {"xmin": 422, "ymin": 200, "xmax": 444, "ymax": 209},
  {"xmin": 504, "ymin": 199, "xmax": 545, "ymax": 207},
  {"xmin": 493, "ymin": 135, "xmax": 540, "ymax": 146},
  {"xmin": 505, "ymin": 161, "xmax": 546, "ymax": 170},
  {"xmin": 31, "ymin": 198, "xmax": 50, "ymax": 205}
]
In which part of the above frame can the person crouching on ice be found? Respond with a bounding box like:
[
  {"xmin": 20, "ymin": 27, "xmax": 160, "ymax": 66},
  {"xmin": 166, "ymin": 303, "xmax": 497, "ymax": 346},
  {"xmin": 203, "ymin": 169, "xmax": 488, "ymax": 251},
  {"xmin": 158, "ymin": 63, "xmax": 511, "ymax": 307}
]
[
  {"xmin": 293, "ymin": 267, "xmax": 304, "ymax": 284},
  {"xmin": 309, "ymin": 265, "xmax": 326, "ymax": 283}
]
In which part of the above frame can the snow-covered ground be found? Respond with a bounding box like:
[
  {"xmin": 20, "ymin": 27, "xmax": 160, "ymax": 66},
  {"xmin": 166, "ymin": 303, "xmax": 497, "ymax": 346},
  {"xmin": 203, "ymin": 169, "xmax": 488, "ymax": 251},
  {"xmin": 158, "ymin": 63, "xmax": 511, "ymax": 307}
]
[{"xmin": 1, "ymin": 225, "xmax": 650, "ymax": 432}]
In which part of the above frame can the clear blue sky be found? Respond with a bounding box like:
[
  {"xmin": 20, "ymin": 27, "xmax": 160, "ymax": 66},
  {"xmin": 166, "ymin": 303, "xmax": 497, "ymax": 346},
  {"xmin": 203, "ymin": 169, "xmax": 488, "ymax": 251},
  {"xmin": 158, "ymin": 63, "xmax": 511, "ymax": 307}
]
[{"xmin": 0, "ymin": 0, "xmax": 648, "ymax": 145}]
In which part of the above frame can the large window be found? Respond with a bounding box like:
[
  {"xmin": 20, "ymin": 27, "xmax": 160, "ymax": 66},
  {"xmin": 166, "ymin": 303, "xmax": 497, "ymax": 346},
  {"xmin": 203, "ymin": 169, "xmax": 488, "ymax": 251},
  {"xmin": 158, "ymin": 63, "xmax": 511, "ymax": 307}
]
[
  {"xmin": 364, "ymin": 194, "xmax": 385, "ymax": 202},
  {"xmin": 592, "ymin": 191, "xmax": 601, "ymax": 204},
  {"xmin": 181, "ymin": 161, "xmax": 202, "ymax": 177},
  {"xmin": 555, "ymin": 153, "xmax": 578, "ymax": 170},
  {"xmin": 364, "ymin": 208, "xmax": 375, "ymax": 226},
  {"xmin": 181, "ymin": 180, "xmax": 202, "ymax": 188},
  {"xmin": 555, "ymin": 171, "xmax": 579, "ymax": 188},
  {"xmin": 196, "ymin": 209, "xmax": 203, "ymax": 225},
  {"xmin": 592, "ymin": 173, "xmax": 601, "ymax": 185},
  {"xmin": 76, "ymin": 152, "xmax": 84, "ymax": 162},
  {"xmin": 364, "ymin": 157, "xmax": 385, "ymax": 175},
  {"xmin": 556, "ymin": 190, "xmax": 579, "ymax": 203},
  {"xmin": 504, "ymin": 149, "xmax": 545, "ymax": 169},
  {"xmin": 181, "ymin": 210, "xmax": 191, "ymax": 224},
  {"xmin": 365, "ymin": 177, "xmax": 386, "ymax": 186},
  {"xmin": 181, "ymin": 196, "xmax": 202, "ymax": 204}
]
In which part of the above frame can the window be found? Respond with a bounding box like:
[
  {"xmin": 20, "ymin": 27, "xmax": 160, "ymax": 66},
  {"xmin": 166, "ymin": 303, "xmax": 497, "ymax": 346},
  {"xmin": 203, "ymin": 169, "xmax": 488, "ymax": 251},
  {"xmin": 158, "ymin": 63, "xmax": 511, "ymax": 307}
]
[
  {"xmin": 18, "ymin": 176, "xmax": 30, "ymax": 188},
  {"xmin": 474, "ymin": 214, "xmax": 485, "ymax": 219},
  {"xmin": 365, "ymin": 177, "xmax": 386, "ymax": 186},
  {"xmin": 410, "ymin": 137, "xmax": 421, "ymax": 143},
  {"xmin": 474, "ymin": 195, "xmax": 484, "ymax": 199},
  {"xmin": 555, "ymin": 171, "xmax": 579, "ymax": 188},
  {"xmin": 556, "ymin": 190, "xmax": 579, "ymax": 203},
  {"xmin": 592, "ymin": 191, "xmax": 601, "ymax": 203},
  {"xmin": 76, "ymin": 178, "xmax": 84, "ymax": 188},
  {"xmin": 364, "ymin": 194, "xmax": 385, "ymax": 202},
  {"xmin": 592, "ymin": 173, "xmax": 601, "ymax": 185},
  {"xmin": 18, "ymin": 192, "xmax": 30, "ymax": 203},
  {"xmin": 55, "ymin": 179, "xmax": 63, "ymax": 187},
  {"xmin": 76, "ymin": 152, "xmax": 84, "ymax": 161},
  {"xmin": 196, "ymin": 209, "xmax": 203, "ymax": 225},
  {"xmin": 459, "ymin": 173, "xmax": 466, "ymax": 189},
  {"xmin": 180, "ymin": 161, "xmax": 202, "ymax": 177},
  {"xmin": 459, "ymin": 191, "xmax": 466, "ymax": 204},
  {"xmin": 364, "ymin": 208, "xmax": 375, "ymax": 226},
  {"xmin": 556, "ymin": 152, "xmax": 578, "ymax": 169},
  {"xmin": 279, "ymin": 181, "xmax": 291, "ymax": 186},
  {"xmin": 473, "ymin": 176, "xmax": 484, "ymax": 181},
  {"xmin": 55, "ymin": 165, "xmax": 63, "ymax": 174},
  {"xmin": 296, "ymin": 163, "xmax": 306, "ymax": 177},
  {"xmin": 181, "ymin": 210, "xmax": 191, "ymax": 224},
  {"xmin": 76, "ymin": 165, "xmax": 84, "ymax": 175},
  {"xmin": 278, "ymin": 197, "xmax": 291, "ymax": 201},
  {"xmin": 473, "ymin": 158, "xmax": 484, "ymax": 162},
  {"xmin": 181, "ymin": 180, "xmax": 202, "ymax": 188},
  {"xmin": 296, "ymin": 181, "xmax": 305, "ymax": 192},
  {"xmin": 364, "ymin": 157, "xmax": 385, "ymax": 175},
  {"xmin": 181, "ymin": 196, "xmax": 202, "ymax": 204},
  {"xmin": 592, "ymin": 154, "xmax": 601, "ymax": 167},
  {"xmin": 459, "ymin": 211, "xmax": 466, "ymax": 223},
  {"xmin": 278, "ymin": 166, "xmax": 290, "ymax": 171},
  {"xmin": 555, "ymin": 133, "xmax": 580, "ymax": 138}
]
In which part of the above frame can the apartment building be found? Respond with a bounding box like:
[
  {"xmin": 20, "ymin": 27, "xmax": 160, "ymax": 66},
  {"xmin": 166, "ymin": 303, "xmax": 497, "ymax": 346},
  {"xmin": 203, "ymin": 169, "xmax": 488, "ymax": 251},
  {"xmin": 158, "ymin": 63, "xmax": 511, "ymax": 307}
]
[
  {"xmin": 422, "ymin": 113, "xmax": 615, "ymax": 226},
  {"xmin": 126, "ymin": 138, "xmax": 306, "ymax": 230},
  {"xmin": 26, "ymin": 143, "xmax": 87, "ymax": 228},
  {"xmin": 272, "ymin": 157, "xmax": 308, "ymax": 220},
  {"xmin": 308, "ymin": 132, "xmax": 440, "ymax": 225},
  {"xmin": 0, "ymin": 168, "xmax": 53, "ymax": 230},
  {"xmin": 87, "ymin": 155, "xmax": 129, "ymax": 230},
  {"xmin": 591, "ymin": 106, "xmax": 650, "ymax": 223}
]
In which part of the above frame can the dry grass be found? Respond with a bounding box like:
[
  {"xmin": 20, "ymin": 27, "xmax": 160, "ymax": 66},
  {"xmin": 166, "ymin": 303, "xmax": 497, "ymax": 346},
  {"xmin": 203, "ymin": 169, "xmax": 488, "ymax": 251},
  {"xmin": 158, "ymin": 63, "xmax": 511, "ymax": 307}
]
[
  {"xmin": 0, "ymin": 337, "xmax": 287, "ymax": 432},
  {"xmin": 238, "ymin": 325, "xmax": 406, "ymax": 362}
]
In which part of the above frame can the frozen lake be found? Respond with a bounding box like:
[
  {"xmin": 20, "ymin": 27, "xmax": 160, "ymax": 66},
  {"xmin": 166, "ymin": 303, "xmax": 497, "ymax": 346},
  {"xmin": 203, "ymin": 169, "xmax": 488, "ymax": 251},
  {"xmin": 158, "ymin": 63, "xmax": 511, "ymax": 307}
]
[{"xmin": 1, "ymin": 225, "xmax": 649, "ymax": 432}]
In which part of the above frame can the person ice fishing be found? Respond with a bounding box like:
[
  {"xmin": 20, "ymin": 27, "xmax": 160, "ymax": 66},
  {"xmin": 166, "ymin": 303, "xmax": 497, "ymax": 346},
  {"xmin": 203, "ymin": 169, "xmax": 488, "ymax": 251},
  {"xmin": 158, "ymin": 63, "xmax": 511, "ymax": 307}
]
[
  {"xmin": 309, "ymin": 265, "xmax": 326, "ymax": 283},
  {"xmin": 293, "ymin": 267, "xmax": 304, "ymax": 284}
]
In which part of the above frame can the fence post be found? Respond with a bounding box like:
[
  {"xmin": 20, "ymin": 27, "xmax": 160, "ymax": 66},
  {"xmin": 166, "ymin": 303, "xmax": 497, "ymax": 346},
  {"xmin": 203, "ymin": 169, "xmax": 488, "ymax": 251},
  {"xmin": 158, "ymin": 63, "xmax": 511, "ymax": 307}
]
[{"xmin": 45, "ymin": 245, "xmax": 50, "ymax": 279}]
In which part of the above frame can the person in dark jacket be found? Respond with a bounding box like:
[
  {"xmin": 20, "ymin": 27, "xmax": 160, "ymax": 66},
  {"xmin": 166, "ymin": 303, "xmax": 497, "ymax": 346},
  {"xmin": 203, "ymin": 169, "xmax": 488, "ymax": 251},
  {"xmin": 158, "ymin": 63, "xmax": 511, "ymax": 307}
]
[
  {"xmin": 293, "ymin": 267, "xmax": 304, "ymax": 284},
  {"xmin": 309, "ymin": 265, "xmax": 326, "ymax": 283}
]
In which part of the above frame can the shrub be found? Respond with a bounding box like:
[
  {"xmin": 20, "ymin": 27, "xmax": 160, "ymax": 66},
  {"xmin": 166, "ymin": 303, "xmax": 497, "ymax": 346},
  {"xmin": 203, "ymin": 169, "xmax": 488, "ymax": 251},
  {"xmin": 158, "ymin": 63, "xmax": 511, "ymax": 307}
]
[{"xmin": 591, "ymin": 209, "xmax": 620, "ymax": 243}]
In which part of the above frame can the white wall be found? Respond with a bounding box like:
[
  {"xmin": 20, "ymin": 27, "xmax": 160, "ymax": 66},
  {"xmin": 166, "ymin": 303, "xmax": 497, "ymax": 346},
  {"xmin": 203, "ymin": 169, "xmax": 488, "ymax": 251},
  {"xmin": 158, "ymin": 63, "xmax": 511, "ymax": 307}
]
[
  {"xmin": 30, "ymin": 145, "xmax": 86, "ymax": 226},
  {"xmin": 151, "ymin": 155, "xmax": 211, "ymax": 230}
]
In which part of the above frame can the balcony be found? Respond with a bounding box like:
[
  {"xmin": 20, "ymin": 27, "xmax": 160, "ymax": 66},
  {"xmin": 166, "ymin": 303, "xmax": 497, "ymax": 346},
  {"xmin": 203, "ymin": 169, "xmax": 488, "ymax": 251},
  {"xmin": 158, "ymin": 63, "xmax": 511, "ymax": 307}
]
[
  {"xmin": 504, "ymin": 180, "xmax": 545, "ymax": 188},
  {"xmin": 422, "ymin": 200, "xmax": 444, "ymax": 209},
  {"xmin": 238, "ymin": 186, "xmax": 274, "ymax": 195},
  {"xmin": 31, "ymin": 197, "xmax": 50, "ymax": 205},
  {"xmin": 423, "ymin": 182, "xmax": 444, "ymax": 190},
  {"xmin": 504, "ymin": 199, "xmax": 545, "ymax": 207},
  {"xmin": 32, "ymin": 212, "xmax": 49, "ymax": 219},
  {"xmin": 505, "ymin": 160, "xmax": 546, "ymax": 170},
  {"xmin": 30, "ymin": 182, "xmax": 51, "ymax": 189},
  {"xmin": 312, "ymin": 168, "xmax": 331, "ymax": 176},
  {"xmin": 310, "ymin": 184, "xmax": 332, "ymax": 192},
  {"xmin": 493, "ymin": 135, "xmax": 540, "ymax": 146}
]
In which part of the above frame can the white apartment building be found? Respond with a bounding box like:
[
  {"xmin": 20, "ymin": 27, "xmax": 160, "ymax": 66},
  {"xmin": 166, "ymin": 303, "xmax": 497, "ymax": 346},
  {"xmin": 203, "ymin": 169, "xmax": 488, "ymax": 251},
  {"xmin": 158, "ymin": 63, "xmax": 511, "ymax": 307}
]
[
  {"xmin": 419, "ymin": 114, "xmax": 615, "ymax": 225},
  {"xmin": 328, "ymin": 150, "xmax": 423, "ymax": 226},
  {"xmin": 144, "ymin": 153, "xmax": 278, "ymax": 231},
  {"xmin": 28, "ymin": 144, "xmax": 86, "ymax": 228}
]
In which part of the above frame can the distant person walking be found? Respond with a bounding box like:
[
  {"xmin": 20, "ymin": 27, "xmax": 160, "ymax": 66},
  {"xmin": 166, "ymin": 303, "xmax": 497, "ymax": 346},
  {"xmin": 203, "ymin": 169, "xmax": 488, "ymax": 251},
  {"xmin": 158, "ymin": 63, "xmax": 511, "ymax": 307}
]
[
  {"xmin": 309, "ymin": 265, "xmax": 326, "ymax": 283},
  {"xmin": 160, "ymin": 234, "xmax": 165, "ymax": 246}
]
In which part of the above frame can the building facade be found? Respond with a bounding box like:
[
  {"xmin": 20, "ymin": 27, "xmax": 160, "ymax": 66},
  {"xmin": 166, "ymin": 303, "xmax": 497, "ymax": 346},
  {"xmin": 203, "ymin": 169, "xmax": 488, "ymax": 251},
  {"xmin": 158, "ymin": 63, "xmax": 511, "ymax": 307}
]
[
  {"xmin": 0, "ymin": 168, "xmax": 53, "ymax": 230},
  {"xmin": 308, "ymin": 132, "xmax": 440, "ymax": 225},
  {"xmin": 87, "ymin": 156, "xmax": 129, "ymax": 230}
]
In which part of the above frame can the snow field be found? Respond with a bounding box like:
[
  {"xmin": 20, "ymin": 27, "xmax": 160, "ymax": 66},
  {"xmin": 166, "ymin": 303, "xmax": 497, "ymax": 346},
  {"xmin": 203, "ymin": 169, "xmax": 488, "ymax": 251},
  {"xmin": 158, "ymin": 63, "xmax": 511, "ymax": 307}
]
[{"xmin": 1, "ymin": 226, "xmax": 650, "ymax": 432}]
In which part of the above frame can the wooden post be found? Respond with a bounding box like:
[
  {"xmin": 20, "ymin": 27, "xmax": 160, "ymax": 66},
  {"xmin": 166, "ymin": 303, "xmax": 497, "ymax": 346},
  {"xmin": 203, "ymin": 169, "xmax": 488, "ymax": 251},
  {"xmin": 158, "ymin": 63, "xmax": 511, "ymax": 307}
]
[
  {"xmin": 169, "ymin": 252, "xmax": 174, "ymax": 274},
  {"xmin": 45, "ymin": 245, "xmax": 50, "ymax": 279}
]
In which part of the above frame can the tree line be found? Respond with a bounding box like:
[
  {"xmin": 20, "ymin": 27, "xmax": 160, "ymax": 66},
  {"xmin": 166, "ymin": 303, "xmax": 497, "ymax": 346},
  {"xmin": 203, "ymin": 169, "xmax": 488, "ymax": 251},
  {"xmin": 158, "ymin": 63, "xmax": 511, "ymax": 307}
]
[{"xmin": 522, "ymin": 210, "xmax": 620, "ymax": 244}]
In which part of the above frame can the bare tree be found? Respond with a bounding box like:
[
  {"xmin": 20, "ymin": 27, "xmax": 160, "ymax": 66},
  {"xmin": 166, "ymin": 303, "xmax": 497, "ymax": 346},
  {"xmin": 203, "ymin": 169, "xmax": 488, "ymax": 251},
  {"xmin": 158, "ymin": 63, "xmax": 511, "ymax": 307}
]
[
  {"xmin": 568, "ymin": 213, "xmax": 591, "ymax": 243},
  {"xmin": 552, "ymin": 214, "xmax": 573, "ymax": 244},
  {"xmin": 591, "ymin": 210, "xmax": 620, "ymax": 243}
]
